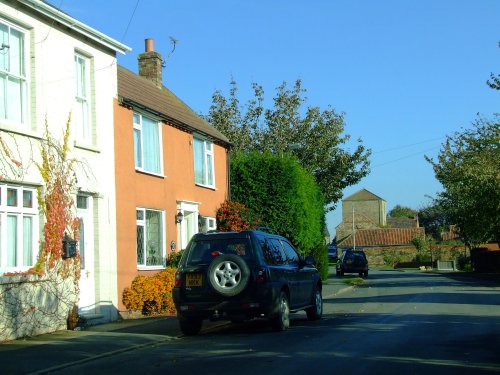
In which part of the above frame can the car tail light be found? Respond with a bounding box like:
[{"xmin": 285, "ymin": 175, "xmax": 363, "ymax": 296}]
[
  {"xmin": 255, "ymin": 269, "xmax": 266, "ymax": 284},
  {"xmin": 174, "ymin": 271, "xmax": 182, "ymax": 287},
  {"xmin": 211, "ymin": 251, "xmax": 222, "ymax": 257}
]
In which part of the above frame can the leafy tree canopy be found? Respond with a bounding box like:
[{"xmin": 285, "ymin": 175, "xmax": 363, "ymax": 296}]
[
  {"xmin": 418, "ymin": 201, "xmax": 451, "ymax": 240},
  {"xmin": 204, "ymin": 79, "xmax": 371, "ymax": 211},
  {"xmin": 388, "ymin": 204, "xmax": 417, "ymax": 218},
  {"xmin": 426, "ymin": 115, "xmax": 500, "ymax": 247},
  {"xmin": 487, "ymin": 73, "xmax": 500, "ymax": 90}
]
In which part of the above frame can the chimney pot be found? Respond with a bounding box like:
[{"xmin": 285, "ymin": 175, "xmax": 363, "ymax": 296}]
[
  {"xmin": 145, "ymin": 38, "xmax": 154, "ymax": 52},
  {"xmin": 138, "ymin": 38, "xmax": 163, "ymax": 87}
]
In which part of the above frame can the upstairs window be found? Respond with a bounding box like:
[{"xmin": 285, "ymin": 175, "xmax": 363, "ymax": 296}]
[
  {"xmin": 0, "ymin": 20, "xmax": 28, "ymax": 127},
  {"xmin": 133, "ymin": 112, "xmax": 162, "ymax": 174},
  {"xmin": 0, "ymin": 185, "xmax": 38, "ymax": 271},
  {"xmin": 193, "ymin": 137, "xmax": 214, "ymax": 187},
  {"xmin": 74, "ymin": 53, "xmax": 92, "ymax": 144}
]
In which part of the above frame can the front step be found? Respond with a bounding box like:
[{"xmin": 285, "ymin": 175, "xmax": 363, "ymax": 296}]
[{"xmin": 77, "ymin": 313, "xmax": 106, "ymax": 329}]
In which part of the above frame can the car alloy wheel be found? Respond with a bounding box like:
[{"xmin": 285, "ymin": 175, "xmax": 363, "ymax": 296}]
[
  {"xmin": 207, "ymin": 254, "xmax": 250, "ymax": 297},
  {"xmin": 306, "ymin": 288, "xmax": 323, "ymax": 320},
  {"xmin": 271, "ymin": 291, "xmax": 290, "ymax": 331}
]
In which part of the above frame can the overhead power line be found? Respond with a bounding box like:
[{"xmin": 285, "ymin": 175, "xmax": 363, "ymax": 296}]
[
  {"xmin": 373, "ymin": 136, "xmax": 444, "ymax": 154},
  {"xmin": 120, "ymin": 0, "xmax": 141, "ymax": 42}
]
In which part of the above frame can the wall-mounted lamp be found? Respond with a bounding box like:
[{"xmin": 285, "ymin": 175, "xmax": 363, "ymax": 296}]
[{"xmin": 176, "ymin": 211, "xmax": 184, "ymax": 224}]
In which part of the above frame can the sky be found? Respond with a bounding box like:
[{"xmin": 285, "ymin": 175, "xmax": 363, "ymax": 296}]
[{"xmin": 47, "ymin": 0, "xmax": 499, "ymax": 237}]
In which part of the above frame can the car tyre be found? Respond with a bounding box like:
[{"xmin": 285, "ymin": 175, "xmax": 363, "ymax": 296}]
[
  {"xmin": 207, "ymin": 254, "xmax": 250, "ymax": 297},
  {"xmin": 306, "ymin": 287, "xmax": 323, "ymax": 320},
  {"xmin": 271, "ymin": 291, "xmax": 290, "ymax": 331},
  {"xmin": 178, "ymin": 315, "xmax": 202, "ymax": 336}
]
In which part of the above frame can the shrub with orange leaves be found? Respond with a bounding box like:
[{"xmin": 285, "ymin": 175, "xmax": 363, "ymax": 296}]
[
  {"xmin": 216, "ymin": 201, "xmax": 260, "ymax": 232},
  {"xmin": 122, "ymin": 268, "xmax": 177, "ymax": 316}
]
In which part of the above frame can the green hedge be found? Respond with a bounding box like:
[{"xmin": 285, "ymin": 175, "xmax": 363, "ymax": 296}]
[{"xmin": 230, "ymin": 152, "xmax": 325, "ymax": 256}]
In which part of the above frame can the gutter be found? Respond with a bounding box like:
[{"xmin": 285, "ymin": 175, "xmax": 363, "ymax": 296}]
[
  {"xmin": 118, "ymin": 96, "xmax": 232, "ymax": 149},
  {"xmin": 17, "ymin": 0, "xmax": 131, "ymax": 54}
]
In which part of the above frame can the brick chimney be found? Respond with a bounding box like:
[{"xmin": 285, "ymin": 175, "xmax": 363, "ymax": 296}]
[{"xmin": 138, "ymin": 38, "xmax": 163, "ymax": 87}]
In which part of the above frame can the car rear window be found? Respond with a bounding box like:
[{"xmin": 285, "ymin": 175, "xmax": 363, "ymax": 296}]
[{"xmin": 184, "ymin": 238, "xmax": 253, "ymax": 266}]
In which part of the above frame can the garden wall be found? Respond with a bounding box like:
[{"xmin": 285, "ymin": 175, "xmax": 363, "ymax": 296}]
[
  {"xmin": 362, "ymin": 244, "xmax": 466, "ymax": 267},
  {"xmin": 0, "ymin": 274, "xmax": 77, "ymax": 342}
]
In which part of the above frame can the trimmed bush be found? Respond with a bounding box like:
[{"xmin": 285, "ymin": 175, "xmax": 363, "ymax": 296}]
[
  {"xmin": 230, "ymin": 152, "xmax": 325, "ymax": 256},
  {"xmin": 122, "ymin": 268, "xmax": 176, "ymax": 315},
  {"xmin": 307, "ymin": 244, "xmax": 329, "ymax": 281}
]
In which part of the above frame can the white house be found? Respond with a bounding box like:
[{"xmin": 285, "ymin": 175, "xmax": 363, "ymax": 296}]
[{"xmin": 0, "ymin": 0, "xmax": 130, "ymax": 334}]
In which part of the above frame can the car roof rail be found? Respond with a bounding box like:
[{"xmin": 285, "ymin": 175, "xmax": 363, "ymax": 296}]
[{"xmin": 255, "ymin": 226, "xmax": 280, "ymax": 235}]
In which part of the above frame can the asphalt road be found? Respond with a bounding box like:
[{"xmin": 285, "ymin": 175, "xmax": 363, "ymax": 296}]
[{"xmin": 2, "ymin": 269, "xmax": 499, "ymax": 374}]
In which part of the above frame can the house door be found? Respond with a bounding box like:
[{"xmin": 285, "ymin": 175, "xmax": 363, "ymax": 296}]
[
  {"xmin": 77, "ymin": 195, "xmax": 95, "ymax": 313},
  {"xmin": 178, "ymin": 201, "xmax": 199, "ymax": 250}
]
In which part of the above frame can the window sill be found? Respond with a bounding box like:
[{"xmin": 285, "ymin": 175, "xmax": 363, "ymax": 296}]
[
  {"xmin": 137, "ymin": 265, "xmax": 165, "ymax": 271},
  {"xmin": 195, "ymin": 183, "xmax": 216, "ymax": 191},
  {"xmin": 0, "ymin": 123, "xmax": 42, "ymax": 139},
  {"xmin": 74, "ymin": 141, "xmax": 100, "ymax": 153},
  {"xmin": 135, "ymin": 169, "xmax": 166, "ymax": 179}
]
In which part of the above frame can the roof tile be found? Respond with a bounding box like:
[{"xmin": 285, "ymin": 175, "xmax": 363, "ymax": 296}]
[{"xmin": 117, "ymin": 65, "xmax": 230, "ymax": 145}]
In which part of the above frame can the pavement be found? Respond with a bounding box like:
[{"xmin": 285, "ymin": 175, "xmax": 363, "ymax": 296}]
[{"xmin": 0, "ymin": 272, "xmax": 354, "ymax": 375}]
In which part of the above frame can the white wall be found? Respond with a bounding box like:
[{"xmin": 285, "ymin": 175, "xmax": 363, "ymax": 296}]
[{"xmin": 0, "ymin": 1, "xmax": 120, "ymax": 321}]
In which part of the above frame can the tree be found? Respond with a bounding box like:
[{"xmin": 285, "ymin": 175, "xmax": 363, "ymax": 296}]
[
  {"xmin": 418, "ymin": 201, "xmax": 451, "ymax": 240},
  {"xmin": 388, "ymin": 204, "xmax": 417, "ymax": 218},
  {"xmin": 230, "ymin": 152, "xmax": 325, "ymax": 255},
  {"xmin": 205, "ymin": 79, "xmax": 371, "ymax": 211},
  {"xmin": 425, "ymin": 115, "xmax": 500, "ymax": 247},
  {"xmin": 487, "ymin": 73, "xmax": 500, "ymax": 90}
]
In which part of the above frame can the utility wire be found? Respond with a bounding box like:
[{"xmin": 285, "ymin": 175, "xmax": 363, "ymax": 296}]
[
  {"xmin": 373, "ymin": 145, "xmax": 441, "ymax": 168},
  {"xmin": 120, "ymin": 0, "xmax": 141, "ymax": 43},
  {"xmin": 373, "ymin": 136, "xmax": 444, "ymax": 154}
]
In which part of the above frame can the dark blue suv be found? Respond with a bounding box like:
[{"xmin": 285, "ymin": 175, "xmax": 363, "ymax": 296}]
[{"xmin": 172, "ymin": 229, "xmax": 323, "ymax": 335}]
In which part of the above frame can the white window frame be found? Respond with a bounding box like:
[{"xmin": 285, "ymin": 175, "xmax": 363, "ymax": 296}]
[
  {"xmin": 193, "ymin": 136, "xmax": 215, "ymax": 188},
  {"xmin": 136, "ymin": 207, "xmax": 165, "ymax": 270},
  {"xmin": 0, "ymin": 18, "xmax": 29, "ymax": 129},
  {"xmin": 0, "ymin": 184, "xmax": 39, "ymax": 272},
  {"xmin": 74, "ymin": 52, "xmax": 92, "ymax": 144},
  {"xmin": 199, "ymin": 216, "xmax": 216, "ymax": 233},
  {"xmin": 133, "ymin": 111, "xmax": 163, "ymax": 176}
]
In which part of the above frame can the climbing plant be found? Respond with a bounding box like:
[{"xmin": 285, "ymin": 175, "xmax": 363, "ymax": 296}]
[
  {"xmin": 34, "ymin": 115, "xmax": 81, "ymax": 276},
  {"xmin": 0, "ymin": 114, "xmax": 87, "ymax": 338}
]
